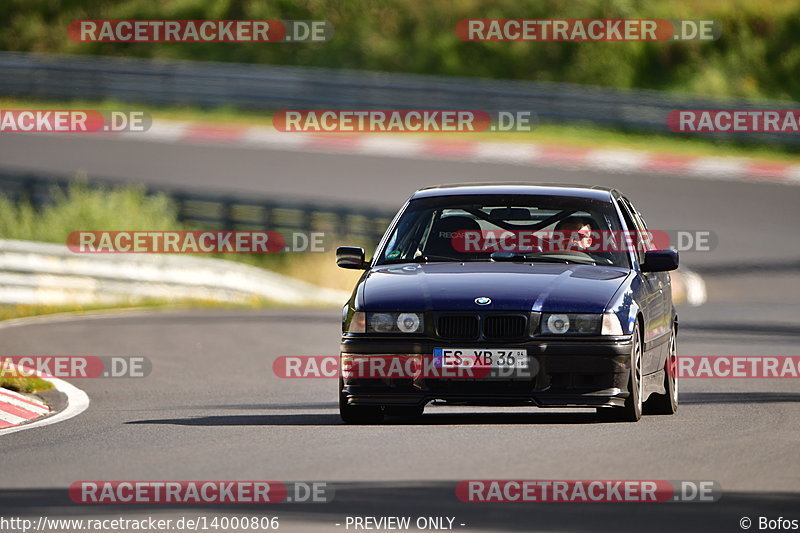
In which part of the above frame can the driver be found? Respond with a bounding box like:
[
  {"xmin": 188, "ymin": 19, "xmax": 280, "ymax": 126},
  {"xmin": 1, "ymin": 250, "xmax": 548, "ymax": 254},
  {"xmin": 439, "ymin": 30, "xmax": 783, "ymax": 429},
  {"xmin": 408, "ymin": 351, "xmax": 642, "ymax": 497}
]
[{"xmin": 553, "ymin": 217, "xmax": 595, "ymax": 252}]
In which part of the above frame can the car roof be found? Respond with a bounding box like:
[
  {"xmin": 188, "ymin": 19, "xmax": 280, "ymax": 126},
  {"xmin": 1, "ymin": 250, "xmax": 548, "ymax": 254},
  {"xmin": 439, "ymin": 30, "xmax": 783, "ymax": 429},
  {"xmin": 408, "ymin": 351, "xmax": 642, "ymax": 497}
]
[{"xmin": 411, "ymin": 183, "xmax": 615, "ymax": 201}]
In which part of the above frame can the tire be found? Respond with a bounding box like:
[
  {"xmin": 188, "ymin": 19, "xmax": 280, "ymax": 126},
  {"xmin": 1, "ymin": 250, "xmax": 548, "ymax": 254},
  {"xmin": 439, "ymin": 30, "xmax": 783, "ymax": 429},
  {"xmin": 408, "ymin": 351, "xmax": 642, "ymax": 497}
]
[
  {"xmin": 597, "ymin": 321, "xmax": 643, "ymax": 422},
  {"xmin": 644, "ymin": 326, "xmax": 678, "ymax": 415},
  {"xmin": 339, "ymin": 379, "xmax": 384, "ymax": 424},
  {"xmin": 385, "ymin": 405, "xmax": 425, "ymax": 419}
]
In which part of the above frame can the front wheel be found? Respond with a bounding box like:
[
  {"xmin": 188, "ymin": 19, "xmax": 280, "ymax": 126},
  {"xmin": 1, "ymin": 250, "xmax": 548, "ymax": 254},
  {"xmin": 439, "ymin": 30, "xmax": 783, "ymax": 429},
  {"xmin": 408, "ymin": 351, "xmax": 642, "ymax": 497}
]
[
  {"xmin": 339, "ymin": 379, "xmax": 384, "ymax": 424},
  {"xmin": 644, "ymin": 325, "xmax": 678, "ymax": 415},
  {"xmin": 598, "ymin": 321, "xmax": 643, "ymax": 422}
]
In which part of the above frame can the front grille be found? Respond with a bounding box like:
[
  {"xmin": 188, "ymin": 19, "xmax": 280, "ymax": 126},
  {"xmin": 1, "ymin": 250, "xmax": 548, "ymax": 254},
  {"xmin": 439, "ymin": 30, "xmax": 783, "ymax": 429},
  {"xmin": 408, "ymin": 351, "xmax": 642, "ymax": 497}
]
[
  {"xmin": 484, "ymin": 315, "xmax": 526, "ymax": 340},
  {"xmin": 438, "ymin": 315, "xmax": 479, "ymax": 339}
]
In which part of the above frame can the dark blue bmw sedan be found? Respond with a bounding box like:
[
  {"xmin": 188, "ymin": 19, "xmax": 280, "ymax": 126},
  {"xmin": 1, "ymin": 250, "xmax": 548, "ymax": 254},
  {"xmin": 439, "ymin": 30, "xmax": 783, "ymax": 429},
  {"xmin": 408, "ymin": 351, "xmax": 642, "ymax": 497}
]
[{"xmin": 337, "ymin": 184, "xmax": 679, "ymax": 423}]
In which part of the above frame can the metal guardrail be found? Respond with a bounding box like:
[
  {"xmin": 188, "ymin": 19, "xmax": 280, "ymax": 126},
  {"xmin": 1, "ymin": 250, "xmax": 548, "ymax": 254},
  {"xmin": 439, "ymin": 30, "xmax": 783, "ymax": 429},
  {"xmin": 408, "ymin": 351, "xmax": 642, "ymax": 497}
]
[
  {"xmin": 0, "ymin": 170, "xmax": 395, "ymax": 245},
  {"xmin": 0, "ymin": 51, "xmax": 798, "ymax": 146},
  {"xmin": 0, "ymin": 238, "xmax": 349, "ymax": 306}
]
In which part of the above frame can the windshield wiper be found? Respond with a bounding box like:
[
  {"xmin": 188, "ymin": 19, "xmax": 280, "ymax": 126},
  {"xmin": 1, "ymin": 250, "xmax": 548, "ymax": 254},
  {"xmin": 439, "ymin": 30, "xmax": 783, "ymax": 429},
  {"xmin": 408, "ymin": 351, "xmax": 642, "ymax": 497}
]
[
  {"xmin": 526, "ymin": 256, "xmax": 597, "ymax": 266},
  {"xmin": 418, "ymin": 255, "xmax": 486, "ymax": 263},
  {"xmin": 381, "ymin": 254, "xmax": 485, "ymax": 265}
]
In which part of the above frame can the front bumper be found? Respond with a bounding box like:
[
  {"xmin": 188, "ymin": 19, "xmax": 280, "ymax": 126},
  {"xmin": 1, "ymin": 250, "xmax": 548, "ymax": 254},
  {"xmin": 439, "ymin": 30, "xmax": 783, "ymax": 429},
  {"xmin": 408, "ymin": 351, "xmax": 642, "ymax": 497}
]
[{"xmin": 340, "ymin": 336, "xmax": 634, "ymax": 408}]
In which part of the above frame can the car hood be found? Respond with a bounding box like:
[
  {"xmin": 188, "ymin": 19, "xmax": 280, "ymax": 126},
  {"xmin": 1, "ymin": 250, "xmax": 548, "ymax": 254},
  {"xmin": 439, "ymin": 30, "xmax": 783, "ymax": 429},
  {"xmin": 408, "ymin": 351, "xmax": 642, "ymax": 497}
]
[{"xmin": 359, "ymin": 262, "xmax": 630, "ymax": 313}]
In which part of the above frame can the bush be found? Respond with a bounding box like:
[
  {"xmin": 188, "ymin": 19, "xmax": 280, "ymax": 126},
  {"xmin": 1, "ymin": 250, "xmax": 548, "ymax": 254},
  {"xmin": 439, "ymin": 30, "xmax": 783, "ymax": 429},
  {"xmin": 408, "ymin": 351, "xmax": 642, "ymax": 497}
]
[
  {"xmin": 0, "ymin": 181, "xmax": 182, "ymax": 242},
  {"xmin": 0, "ymin": 0, "xmax": 798, "ymax": 99}
]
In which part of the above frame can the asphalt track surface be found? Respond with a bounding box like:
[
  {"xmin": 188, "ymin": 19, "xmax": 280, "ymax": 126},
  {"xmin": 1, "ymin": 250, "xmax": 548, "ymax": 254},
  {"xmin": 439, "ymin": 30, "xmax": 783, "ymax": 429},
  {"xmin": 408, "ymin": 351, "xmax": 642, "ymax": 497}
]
[{"xmin": 1, "ymin": 134, "xmax": 799, "ymax": 532}]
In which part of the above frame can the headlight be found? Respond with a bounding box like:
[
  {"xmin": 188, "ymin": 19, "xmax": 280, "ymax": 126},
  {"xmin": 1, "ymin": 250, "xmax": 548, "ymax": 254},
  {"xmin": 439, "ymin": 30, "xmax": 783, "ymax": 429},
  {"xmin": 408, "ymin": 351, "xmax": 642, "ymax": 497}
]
[
  {"xmin": 540, "ymin": 313, "xmax": 602, "ymax": 335},
  {"xmin": 365, "ymin": 312, "xmax": 424, "ymax": 334},
  {"xmin": 370, "ymin": 313, "xmax": 396, "ymax": 332},
  {"xmin": 546, "ymin": 314, "xmax": 571, "ymax": 334}
]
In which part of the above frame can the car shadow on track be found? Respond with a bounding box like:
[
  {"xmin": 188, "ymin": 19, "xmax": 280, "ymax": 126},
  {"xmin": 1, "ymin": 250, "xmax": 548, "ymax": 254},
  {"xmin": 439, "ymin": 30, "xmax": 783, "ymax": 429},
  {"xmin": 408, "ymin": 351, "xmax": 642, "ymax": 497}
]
[
  {"xmin": 125, "ymin": 392, "xmax": 800, "ymax": 427},
  {"xmin": 125, "ymin": 411, "xmax": 605, "ymax": 427}
]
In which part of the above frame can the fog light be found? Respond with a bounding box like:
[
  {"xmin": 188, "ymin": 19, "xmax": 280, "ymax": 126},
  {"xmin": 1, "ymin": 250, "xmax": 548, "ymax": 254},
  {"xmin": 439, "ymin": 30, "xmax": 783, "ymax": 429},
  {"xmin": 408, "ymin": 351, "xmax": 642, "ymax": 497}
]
[
  {"xmin": 546, "ymin": 314, "xmax": 570, "ymax": 334},
  {"xmin": 397, "ymin": 313, "xmax": 422, "ymax": 333}
]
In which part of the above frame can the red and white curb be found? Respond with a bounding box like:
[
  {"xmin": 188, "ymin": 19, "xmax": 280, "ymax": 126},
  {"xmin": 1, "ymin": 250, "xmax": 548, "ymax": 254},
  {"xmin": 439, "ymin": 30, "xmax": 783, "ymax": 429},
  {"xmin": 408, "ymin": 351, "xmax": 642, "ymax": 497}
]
[
  {"xmin": 103, "ymin": 120, "xmax": 800, "ymax": 185},
  {"xmin": 0, "ymin": 319, "xmax": 91, "ymax": 436},
  {"xmin": 0, "ymin": 376, "xmax": 88, "ymax": 436},
  {"xmin": 0, "ymin": 386, "xmax": 50, "ymax": 428}
]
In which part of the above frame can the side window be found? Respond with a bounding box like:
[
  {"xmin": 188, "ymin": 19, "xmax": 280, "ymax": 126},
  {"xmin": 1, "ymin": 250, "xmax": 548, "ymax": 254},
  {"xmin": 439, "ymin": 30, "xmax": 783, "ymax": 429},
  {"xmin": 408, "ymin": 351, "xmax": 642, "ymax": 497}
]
[
  {"xmin": 616, "ymin": 197, "xmax": 646, "ymax": 264},
  {"xmin": 623, "ymin": 198, "xmax": 656, "ymax": 252}
]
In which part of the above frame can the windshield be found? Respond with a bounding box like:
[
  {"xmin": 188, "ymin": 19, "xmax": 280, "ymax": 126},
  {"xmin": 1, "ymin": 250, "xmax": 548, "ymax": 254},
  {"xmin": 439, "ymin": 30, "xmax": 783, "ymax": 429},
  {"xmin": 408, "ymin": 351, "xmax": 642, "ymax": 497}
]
[{"xmin": 377, "ymin": 194, "xmax": 631, "ymax": 268}]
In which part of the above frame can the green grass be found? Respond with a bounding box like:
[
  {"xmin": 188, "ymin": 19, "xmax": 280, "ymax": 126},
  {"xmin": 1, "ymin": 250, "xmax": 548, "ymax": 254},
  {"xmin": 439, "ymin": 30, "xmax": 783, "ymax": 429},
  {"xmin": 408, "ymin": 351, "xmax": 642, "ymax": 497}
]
[
  {"xmin": 0, "ymin": 178, "xmax": 180, "ymax": 243},
  {"xmin": 0, "ymin": 375, "xmax": 54, "ymax": 393},
  {"xmin": 0, "ymin": 299, "xmax": 277, "ymax": 322}
]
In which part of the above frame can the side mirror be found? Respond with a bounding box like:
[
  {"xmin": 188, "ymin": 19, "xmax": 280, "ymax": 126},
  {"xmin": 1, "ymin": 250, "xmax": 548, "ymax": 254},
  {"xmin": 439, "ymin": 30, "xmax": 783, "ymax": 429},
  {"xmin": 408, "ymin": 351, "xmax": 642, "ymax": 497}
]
[
  {"xmin": 641, "ymin": 249, "xmax": 679, "ymax": 272},
  {"xmin": 336, "ymin": 246, "xmax": 368, "ymax": 269}
]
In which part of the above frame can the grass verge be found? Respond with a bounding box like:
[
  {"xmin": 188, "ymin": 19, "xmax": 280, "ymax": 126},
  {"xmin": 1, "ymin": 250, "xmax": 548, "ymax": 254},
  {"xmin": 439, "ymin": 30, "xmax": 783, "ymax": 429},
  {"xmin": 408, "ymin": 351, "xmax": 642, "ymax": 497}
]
[{"xmin": 0, "ymin": 375, "xmax": 54, "ymax": 393}]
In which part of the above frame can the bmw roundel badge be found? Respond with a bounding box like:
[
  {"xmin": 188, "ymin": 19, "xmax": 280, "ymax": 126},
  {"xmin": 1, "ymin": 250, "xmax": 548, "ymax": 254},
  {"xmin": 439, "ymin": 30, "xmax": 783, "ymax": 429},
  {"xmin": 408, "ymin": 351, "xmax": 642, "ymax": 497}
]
[{"xmin": 475, "ymin": 296, "xmax": 491, "ymax": 305}]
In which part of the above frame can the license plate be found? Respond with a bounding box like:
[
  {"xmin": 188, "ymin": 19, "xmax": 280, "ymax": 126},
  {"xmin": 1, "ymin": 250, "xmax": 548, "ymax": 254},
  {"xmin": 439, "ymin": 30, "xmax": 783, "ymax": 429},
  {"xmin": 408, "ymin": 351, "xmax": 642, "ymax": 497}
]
[{"xmin": 434, "ymin": 348, "xmax": 528, "ymax": 369}]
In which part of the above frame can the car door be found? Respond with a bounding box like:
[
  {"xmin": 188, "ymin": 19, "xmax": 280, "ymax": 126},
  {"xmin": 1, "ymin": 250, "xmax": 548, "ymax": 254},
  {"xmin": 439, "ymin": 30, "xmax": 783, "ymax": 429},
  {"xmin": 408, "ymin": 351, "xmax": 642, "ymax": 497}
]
[
  {"xmin": 626, "ymin": 198, "xmax": 672, "ymax": 370},
  {"xmin": 617, "ymin": 196, "xmax": 667, "ymax": 375}
]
